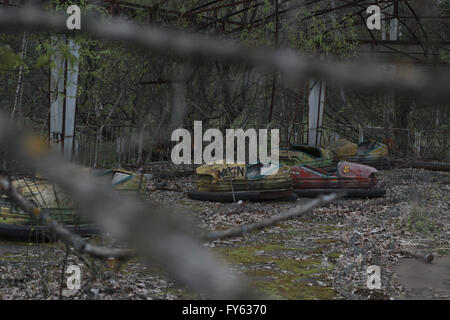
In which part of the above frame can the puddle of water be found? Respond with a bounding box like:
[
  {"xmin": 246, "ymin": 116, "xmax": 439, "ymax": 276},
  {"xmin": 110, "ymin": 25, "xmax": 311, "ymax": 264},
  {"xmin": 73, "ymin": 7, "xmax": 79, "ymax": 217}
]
[{"xmin": 394, "ymin": 256, "xmax": 450, "ymax": 299}]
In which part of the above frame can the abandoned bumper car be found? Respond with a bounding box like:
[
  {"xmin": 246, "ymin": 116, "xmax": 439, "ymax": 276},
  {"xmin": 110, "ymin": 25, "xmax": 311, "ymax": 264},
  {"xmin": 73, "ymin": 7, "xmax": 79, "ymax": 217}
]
[
  {"xmin": 279, "ymin": 144, "xmax": 334, "ymax": 169},
  {"xmin": 0, "ymin": 168, "xmax": 145, "ymax": 241},
  {"xmin": 187, "ymin": 162, "xmax": 297, "ymax": 202},
  {"xmin": 327, "ymin": 139, "xmax": 389, "ymax": 169},
  {"xmin": 291, "ymin": 161, "xmax": 386, "ymax": 198}
]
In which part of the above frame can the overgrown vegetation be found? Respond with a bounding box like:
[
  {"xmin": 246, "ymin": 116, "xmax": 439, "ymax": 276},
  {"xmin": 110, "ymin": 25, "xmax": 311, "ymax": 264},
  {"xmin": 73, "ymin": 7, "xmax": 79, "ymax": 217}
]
[{"xmin": 0, "ymin": 0, "xmax": 448, "ymax": 166}]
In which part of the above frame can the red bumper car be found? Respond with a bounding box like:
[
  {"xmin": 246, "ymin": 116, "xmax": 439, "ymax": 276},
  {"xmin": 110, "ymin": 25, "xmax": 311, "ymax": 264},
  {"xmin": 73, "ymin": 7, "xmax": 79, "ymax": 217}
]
[{"xmin": 291, "ymin": 161, "xmax": 385, "ymax": 198}]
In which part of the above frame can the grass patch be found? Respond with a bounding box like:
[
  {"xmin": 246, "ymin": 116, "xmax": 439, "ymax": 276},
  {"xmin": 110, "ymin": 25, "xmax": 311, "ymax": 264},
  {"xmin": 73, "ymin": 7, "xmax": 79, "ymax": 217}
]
[
  {"xmin": 318, "ymin": 225, "xmax": 343, "ymax": 233},
  {"xmin": 251, "ymin": 258, "xmax": 336, "ymax": 300},
  {"xmin": 314, "ymin": 239, "xmax": 338, "ymax": 244},
  {"xmin": 276, "ymin": 223, "xmax": 294, "ymax": 229},
  {"xmin": 219, "ymin": 243, "xmax": 337, "ymax": 300},
  {"xmin": 252, "ymin": 276, "xmax": 337, "ymax": 300},
  {"xmin": 403, "ymin": 201, "xmax": 437, "ymax": 234},
  {"xmin": 327, "ymin": 252, "xmax": 343, "ymax": 259},
  {"xmin": 245, "ymin": 269, "xmax": 278, "ymax": 278},
  {"xmin": 276, "ymin": 258, "xmax": 321, "ymax": 276},
  {"xmin": 218, "ymin": 243, "xmax": 301, "ymax": 264}
]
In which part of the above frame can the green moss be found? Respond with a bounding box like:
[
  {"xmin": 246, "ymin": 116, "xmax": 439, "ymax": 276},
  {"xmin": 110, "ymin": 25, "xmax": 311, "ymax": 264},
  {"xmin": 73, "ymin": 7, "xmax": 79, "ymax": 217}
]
[
  {"xmin": 252, "ymin": 273, "xmax": 337, "ymax": 300},
  {"xmin": 306, "ymin": 247, "xmax": 325, "ymax": 254},
  {"xmin": 318, "ymin": 225, "xmax": 342, "ymax": 233},
  {"xmin": 276, "ymin": 223, "xmax": 293, "ymax": 229},
  {"xmin": 245, "ymin": 269, "xmax": 278, "ymax": 278},
  {"xmin": 219, "ymin": 243, "xmax": 337, "ymax": 300},
  {"xmin": 0, "ymin": 240, "xmax": 34, "ymax": 246},
  {"xmin": 283, "ymin": 229, "xmax": 305, "ymax": 238},
  {"xmin": 327, "ymin": 252, "xmax": 343, "ymax": 259},
  {"xmin": 218, "ymin": 243, "xmax": 300, "ymax": 264},
  {"xmin": 254, "ymin": 257, "xmax": 336, "ymax": 299},
  {"xmin": 165, "ymin": 287, "xmax": 200, "ymax": 300},
  {"xmin": 0, "ymin": 252, "xmax": 18, "ymax": 262},
  {"xmin": 89, "ymin": 235, "xmax": 109, "ymax": 244},
  {"xmin": 276, "ymin": 258, "xmax": 322, "ymax": 276},
  {"xmin": 314, "ymin": 239, "xmax": 338, "ymax": 244}
]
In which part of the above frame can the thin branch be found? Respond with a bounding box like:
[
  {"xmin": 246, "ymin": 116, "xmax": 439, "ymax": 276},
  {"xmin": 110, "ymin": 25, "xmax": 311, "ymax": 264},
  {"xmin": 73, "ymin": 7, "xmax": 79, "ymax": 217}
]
[
  {"xmin": 202, "ymin": 192, "xmax": 345, "ymax": 241},
  {"xmin": 0, "ymin": 176, "xmax": 134, "ymax": 261},
  {"xmin": 0, "ymin": 7, "xmax": 448, "ymax": 100},
  {"xmin": 0, "ymin": 114, "xmax": 251, "ymax": 299},
  {"xmin": 94, "ymin": 88, "xmax": 125, "ymax": 168},
  {"xmin": 10, "ymin": 31, "xmax": 28, "ymax": 123}
]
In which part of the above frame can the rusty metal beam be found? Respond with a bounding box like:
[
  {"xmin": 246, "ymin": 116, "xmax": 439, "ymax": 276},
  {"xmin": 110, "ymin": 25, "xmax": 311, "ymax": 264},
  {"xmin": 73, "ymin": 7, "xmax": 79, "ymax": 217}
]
[
  {"xmin": 229, "ymin": 0, "xmax": 363, "ymax": 34},
  {"xmin": 186, "ymin": 0, "xmax": 256, "ymax": 17},
  {"xmin": 357, "ymin": 40, "xmax": 450, "ymax": 64}
]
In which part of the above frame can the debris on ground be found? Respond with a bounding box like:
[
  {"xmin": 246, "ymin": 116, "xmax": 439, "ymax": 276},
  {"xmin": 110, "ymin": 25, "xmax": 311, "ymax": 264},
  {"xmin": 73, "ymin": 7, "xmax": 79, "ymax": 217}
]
[{"xmin": 0, "ymin": 168, "xmax": 448, "ymax": 300}]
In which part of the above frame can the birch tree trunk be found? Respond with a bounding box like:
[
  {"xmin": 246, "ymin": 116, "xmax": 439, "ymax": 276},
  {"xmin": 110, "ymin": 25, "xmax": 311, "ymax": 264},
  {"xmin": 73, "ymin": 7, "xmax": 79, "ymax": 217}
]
[{"xmin": 11, "ymin": 31, "xmax": 28, "ymax": 127}]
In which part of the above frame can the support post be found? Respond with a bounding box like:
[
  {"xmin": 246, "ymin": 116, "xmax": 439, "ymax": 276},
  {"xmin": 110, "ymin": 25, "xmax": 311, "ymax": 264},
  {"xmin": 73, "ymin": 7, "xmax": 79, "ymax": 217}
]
[
  {"xmin": 49, "ymin": 34, "xmax": 66, "ymax": 154},
  {"xmin": 64, "ymin": 38, "xmax": 80, "ymax": 159},
  {"xmin": 49, "ymin": 35, "xmax": 79, "ymax": 159},
  {"xmin": 308, "ymin": 80, "xmax": 326, "ymax": 146},
  {"xmin": 358, "ymin": 125, "xmax": 364, "ymax": 143}
]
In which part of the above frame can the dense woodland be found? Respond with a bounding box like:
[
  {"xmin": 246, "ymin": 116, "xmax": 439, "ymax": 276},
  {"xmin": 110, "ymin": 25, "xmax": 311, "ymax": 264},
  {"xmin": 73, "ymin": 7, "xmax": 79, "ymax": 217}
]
[
  {"xmin": 0, "ymin": 0, "xmax": 449, "ymax": 166},
  {"xmin": 0, "ymin": 1, "xmax": 449, "ymax": 301}
]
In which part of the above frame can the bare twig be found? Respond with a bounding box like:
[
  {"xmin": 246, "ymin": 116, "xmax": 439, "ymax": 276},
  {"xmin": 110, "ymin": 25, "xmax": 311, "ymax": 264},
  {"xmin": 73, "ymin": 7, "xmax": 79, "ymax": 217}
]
[
  {"xmin": 0, "ymin": 114, "xmax": 251, "ymax": 299},
  {"xmin": 0, "ymin": 5, "xmax": 429, "ymax": 299},
  {"xmin": 0, "ymin": 176, "xmax": 134, "ymax": 261},
  {"xmin": 0, "ymin": 113, "xmax": 349, "ymax": 298},
  {"xmin": 94, "ymin": 88, "xmax": 125, "ymax": 168},
  {"xmin": 0, "ymin": 7, "xmax": 448, "ymax": 99},
  {"xmin": 10, "ymin": 31, "xmax": 28, "ymax": 123},
  {"xmin": 202, "ymin": 192, "xmax": 345, "ymax": 241}
]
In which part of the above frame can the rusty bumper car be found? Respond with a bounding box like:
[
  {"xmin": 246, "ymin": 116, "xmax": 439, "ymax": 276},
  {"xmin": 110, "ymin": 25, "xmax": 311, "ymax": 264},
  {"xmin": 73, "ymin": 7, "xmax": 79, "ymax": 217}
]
[
  {"xmin": 187, "ymin": 163, "xmax": 297, "ymax": 202},
  {"xmin": 279, "ymin": 145, "xmax": 334, "ymax": 169},
  {"xmin": 327, "ymin": 139, "xmax": 389, "ymax": 169},
  {"xmin": 0, "ymin": 168, "xmax": 146, "ymax": 241},
  {"xmin": 291, "ymin": 161, "xmax": 385, "ymax": 198}
]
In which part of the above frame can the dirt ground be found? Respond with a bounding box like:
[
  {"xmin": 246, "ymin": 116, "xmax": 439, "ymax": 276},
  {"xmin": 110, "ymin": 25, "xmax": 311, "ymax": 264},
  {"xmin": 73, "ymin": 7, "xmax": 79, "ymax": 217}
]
[
  {"xmin": 393, "ymin": 256, "xmax": 450, "ymax": 299},
  {"xmin": 0, "ymin": 167, "xmax": 448, "ymax": 300}
]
